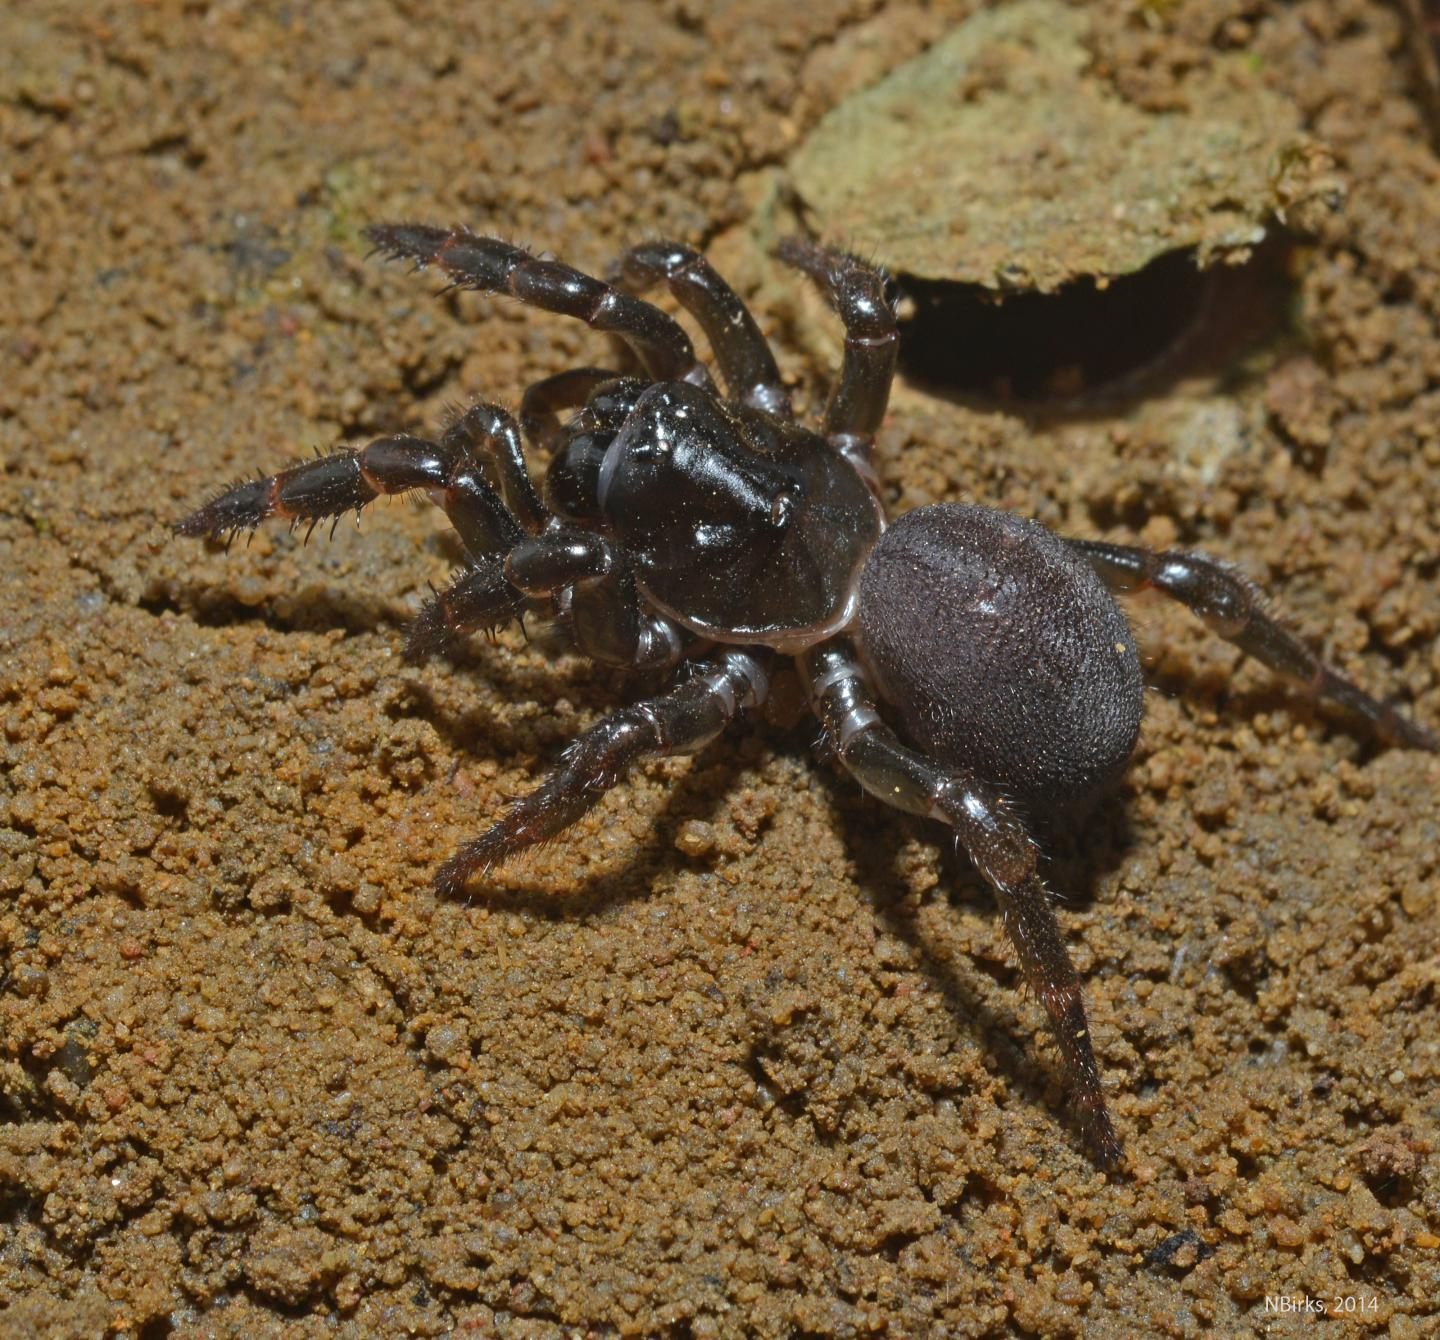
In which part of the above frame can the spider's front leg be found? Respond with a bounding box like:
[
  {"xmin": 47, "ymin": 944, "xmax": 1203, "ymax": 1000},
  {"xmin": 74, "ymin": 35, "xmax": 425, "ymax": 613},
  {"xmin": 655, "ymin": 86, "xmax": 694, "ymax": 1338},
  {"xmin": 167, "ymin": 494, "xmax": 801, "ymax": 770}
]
[
  {"xmin": 177, "ymin": 403, "xmax": 554, "ymax": 656},
  {"xmin": 365, "ymin": 223, "xmax": 712, "ymax": 389},
  {"xmin": 436, "ymin": 649, "xmax": 771, "ymax": 898},
  {"xmin": 804, "ymin": 640, "xmax": 1122, "ymax": 1169},
  {"xmin": 613, "ymin": 241, "xmax": 792, "ymax": 419},
  {"xmin": 776, "ymin": 237, "xmax": 898, "ymax": 488},
  {"xmin": 1070, "ymin": 540, "xmax": 1438, "ymax": 750},
  {"xmin": 176, "ymin": 402, "xmax": 532, "ymax": 556}
]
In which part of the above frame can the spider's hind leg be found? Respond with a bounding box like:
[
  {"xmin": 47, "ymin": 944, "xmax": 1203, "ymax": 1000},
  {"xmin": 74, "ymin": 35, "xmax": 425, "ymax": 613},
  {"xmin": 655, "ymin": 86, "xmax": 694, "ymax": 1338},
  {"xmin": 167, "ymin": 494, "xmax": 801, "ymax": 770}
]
[
  {"xmin": 1069, "ymin": 539, "xmax": 1438, "ymax": 750},
  {"xmin": 803, "ymin": 639, "xmax": 1122, "ymax": 1169}
]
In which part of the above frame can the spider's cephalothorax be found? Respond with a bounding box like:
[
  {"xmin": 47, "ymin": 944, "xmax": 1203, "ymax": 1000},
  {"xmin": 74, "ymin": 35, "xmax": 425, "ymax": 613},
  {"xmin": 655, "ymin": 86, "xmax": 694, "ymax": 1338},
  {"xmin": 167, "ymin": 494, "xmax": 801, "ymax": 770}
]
[{"xmin": 176, "ymin": 225, "xmax": 1436, "ymax": 1168}]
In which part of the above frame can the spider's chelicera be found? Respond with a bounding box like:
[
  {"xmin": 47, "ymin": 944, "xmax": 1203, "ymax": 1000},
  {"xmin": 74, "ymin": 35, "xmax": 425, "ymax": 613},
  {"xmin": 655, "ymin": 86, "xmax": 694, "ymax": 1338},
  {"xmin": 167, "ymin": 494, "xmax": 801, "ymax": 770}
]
[{"xmin": 176, "ymin": 225, "xmax": 1437, "ymax": 1167}]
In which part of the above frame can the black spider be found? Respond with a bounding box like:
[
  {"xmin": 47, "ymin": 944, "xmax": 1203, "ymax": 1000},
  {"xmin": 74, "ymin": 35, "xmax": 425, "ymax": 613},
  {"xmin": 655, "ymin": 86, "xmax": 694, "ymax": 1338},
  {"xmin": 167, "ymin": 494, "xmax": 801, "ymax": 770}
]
[{"xmin": 176, "ymin": 225, "xmax": 1437, "ymax": 1167}]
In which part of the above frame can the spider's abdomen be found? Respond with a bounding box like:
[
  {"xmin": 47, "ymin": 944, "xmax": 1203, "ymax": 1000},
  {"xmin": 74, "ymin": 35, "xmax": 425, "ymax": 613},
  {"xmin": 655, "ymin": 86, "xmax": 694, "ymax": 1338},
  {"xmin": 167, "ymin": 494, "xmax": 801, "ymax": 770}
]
[{"xmin": 859, "ymin": 504, "xmax": 1143, "ymax": 822}]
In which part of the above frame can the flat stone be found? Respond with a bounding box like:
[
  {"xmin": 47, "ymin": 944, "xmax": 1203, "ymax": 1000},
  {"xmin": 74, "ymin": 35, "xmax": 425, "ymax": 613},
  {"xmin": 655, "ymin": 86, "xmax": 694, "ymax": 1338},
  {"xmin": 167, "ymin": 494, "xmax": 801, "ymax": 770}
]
[{"xmin": 787, "ymin": 0, "xmax": 1339, "ymax": 291}]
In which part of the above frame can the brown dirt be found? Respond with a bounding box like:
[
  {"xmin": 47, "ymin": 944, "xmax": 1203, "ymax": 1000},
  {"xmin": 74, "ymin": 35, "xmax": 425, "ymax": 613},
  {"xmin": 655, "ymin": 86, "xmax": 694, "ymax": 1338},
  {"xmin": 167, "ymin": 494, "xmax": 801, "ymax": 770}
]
[{"xmin": 3, "ymin": 2, "xmax": 1439, "ymax": 1337}]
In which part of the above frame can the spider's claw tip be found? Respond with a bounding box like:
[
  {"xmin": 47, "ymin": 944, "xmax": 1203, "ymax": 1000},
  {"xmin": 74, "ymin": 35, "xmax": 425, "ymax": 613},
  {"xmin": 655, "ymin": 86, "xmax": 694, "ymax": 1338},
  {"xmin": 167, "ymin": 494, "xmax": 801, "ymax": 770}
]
[
  {"xmin": 432, "ymin": 867, "xmax": 464, "ymax": 900},
  {"xmin": 1396, "ymin": 716, "xmax": 1439, "ymax": 752},
  {"xmin": 1088, "ymin": 1122, "xmax": 1125, "ymax": 1172},
  {"xmin": 405, "ymin": 598, "xmax": 459, "ymax": 661},
  {"xmin": 364, "ymin": 222, "xmax": 451, "ymax": 267},
  {"xmin": 433, "ymin": 847, "xmax": 487, "ymax": 900}
]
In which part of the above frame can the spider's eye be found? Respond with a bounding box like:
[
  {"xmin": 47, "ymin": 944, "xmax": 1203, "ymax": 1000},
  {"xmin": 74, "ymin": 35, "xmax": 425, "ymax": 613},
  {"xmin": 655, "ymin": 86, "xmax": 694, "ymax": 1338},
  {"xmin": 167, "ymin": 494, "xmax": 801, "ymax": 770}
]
[{"xmin": 769, "ymin": 484, "xmax": 802, "ymax": 528}]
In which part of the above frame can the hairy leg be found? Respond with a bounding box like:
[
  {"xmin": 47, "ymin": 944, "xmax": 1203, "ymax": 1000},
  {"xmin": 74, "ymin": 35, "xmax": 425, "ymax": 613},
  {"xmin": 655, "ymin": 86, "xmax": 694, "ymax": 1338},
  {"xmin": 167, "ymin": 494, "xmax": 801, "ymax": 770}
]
[
  {"xmin": 175, "ymin": 424, "xmax": 523, "ymax": 560},
  {"xmin": 365, "ymin": 223, "xmax": 712, "ymax": 388},
  {"xmin": 614, "ymin": 241, "xmax": 791, "ymax": 418},
  {"xmin": 1070, "ymin": 539, "xmax": 1437, "ymax": 750},
  {"xmin": 405, "ymin": 556, "xmax": 532, "ymax": 660},
  {"xmin": 804, "ymin": 640, "xmax": 1121, "ymax": 1168},
  {"xmin": 436, "ymin": 649, "xmax": 770, "ymax": 897},
  {"xmin": 776, "ymin": 237, "xmax": 897, "ymax": 488}
]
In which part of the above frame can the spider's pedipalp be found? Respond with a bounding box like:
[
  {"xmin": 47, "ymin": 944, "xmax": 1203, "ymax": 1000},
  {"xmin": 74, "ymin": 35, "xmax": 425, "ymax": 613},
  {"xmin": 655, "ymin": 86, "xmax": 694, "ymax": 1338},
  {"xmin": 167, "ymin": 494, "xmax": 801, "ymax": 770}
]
[
  {"xmin": 518, "ymin": 367, "xmax": 624, "ymax": 451},
  {"xmin": 406, "ymin": 557, "xmax": 530, "ymax": 661}
]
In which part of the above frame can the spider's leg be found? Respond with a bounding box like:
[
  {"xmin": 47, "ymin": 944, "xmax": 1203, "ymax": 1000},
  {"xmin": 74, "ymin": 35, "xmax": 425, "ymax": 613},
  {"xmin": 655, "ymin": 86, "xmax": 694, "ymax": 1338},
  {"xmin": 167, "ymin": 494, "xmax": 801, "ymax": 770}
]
[
  {"xmin": 436, "ymin": 648, "xmax": 770, "ymax": 897},
  {"xmin": 365, "ymin": 223, "xmax": 712, "ymax": 388},
  {"xmin": 504, "ymin": 528, "xmax": 685, "ymax": 671},
  {"xmin": 803, "ymin": 640, "xmax": 1121, "ymax": 1169},
  {"xmin": 444, "ymin": 401, "xmax": 547, "ymax": 536},
  {"xmin": 613, "ymin": 241, "xmax": 791, "ymax": 419},
  {"xmin": 406, "ymin": 555, "xmax": 531, "ymax": 660},
  {"xmin": 776, "ymin": 237, "xmax": 898, "ymax": 488},
  {"xmin": 1069, "ymin": 539, "xmax": 1438, "ymax": 750},
  {"xmin": 175, "ymin": 430, "xmax": 523, "ymax": 560},
  {"xmin": 519, "ymin": 367, "xmax": 624, "ymax": 452}
]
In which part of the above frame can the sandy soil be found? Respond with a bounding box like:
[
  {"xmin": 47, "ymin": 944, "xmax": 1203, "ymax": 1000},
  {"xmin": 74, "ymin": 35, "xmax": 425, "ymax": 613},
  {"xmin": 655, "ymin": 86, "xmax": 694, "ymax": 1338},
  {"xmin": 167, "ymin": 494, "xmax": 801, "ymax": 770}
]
[{"xmin": 3, "ymin": 2, "xmax": 1439, "ymax": 1336}]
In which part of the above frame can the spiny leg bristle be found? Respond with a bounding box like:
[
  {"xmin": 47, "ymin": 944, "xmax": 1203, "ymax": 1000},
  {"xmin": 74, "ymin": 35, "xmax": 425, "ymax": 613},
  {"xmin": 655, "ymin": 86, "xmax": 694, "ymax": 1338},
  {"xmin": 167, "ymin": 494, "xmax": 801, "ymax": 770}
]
[
  {"xmin": 363, "ymin": 222, "xmax": 453, "ymax": 266},
  {"xmin": 172, "ymin": 478, "xmax": 273, "ymax": 539}
]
